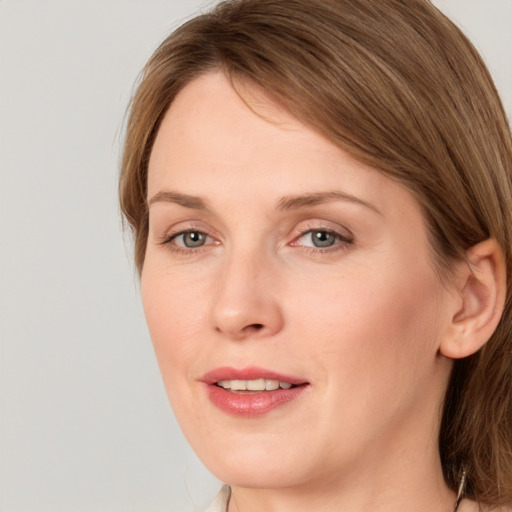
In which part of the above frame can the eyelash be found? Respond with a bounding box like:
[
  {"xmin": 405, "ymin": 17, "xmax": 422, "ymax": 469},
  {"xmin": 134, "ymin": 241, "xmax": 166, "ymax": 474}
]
[
  {"xmin": 292, "ymin": 227, "xmax": 354, "ymax": 254},
  {"xmin": 159, "ymin": 226, "xmax": 354, "ymax": 255},
  {"xmin": 159, "ymin": 228, "xmax": 215, "ymax": 254}
]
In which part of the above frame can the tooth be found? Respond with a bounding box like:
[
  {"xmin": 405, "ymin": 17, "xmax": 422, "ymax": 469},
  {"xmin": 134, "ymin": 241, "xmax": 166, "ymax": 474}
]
[
  {"xmin": 247, "ymin": 378, "xmax": 266, "ymax": 391},
  {"xmin": 217, "ymin": 379, "xmax": 294, "ymax": 391},
  {"xmin": 265, "ymin": 379, "xmax": 279, "ymax": 391},
  {"xmin": 230, "ymin": 380, "xmax": 247, "ymax": 391}
]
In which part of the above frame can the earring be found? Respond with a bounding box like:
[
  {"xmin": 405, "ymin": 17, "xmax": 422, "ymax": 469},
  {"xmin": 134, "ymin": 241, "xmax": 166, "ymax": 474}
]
[{"xmin": 453, "ymin": 468, "xmax": 467, "ymax": 511}]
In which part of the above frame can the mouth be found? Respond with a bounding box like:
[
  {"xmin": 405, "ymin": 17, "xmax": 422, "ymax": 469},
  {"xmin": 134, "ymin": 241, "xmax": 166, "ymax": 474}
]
[
  {"xmin": 215, "ymin": 378, "xmax": 296, "ymax": 392},
  {"xmin": 202, "ymin": 367, "xmax": 310, "ymax": 417}
]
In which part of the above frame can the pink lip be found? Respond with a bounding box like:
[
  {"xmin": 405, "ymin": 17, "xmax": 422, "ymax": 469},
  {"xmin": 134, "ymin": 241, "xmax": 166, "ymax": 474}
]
[
  {"xmin": 201, "ymin": 366, "xmax": 310, "ymax": 418},
  {"xmin": 201, "ymin": 366, "xmax": 307, "ymax": 385}
]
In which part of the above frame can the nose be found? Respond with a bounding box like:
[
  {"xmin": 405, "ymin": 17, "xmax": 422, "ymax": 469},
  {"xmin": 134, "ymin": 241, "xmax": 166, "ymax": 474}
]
[{"xmin": 210, "ymin": 249, "xmax": 284, "ymax": 341}]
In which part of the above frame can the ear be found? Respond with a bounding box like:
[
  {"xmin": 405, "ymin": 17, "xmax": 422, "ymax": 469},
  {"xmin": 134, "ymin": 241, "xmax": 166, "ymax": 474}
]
[{"xmin": 440, "ymin": 239, "xmax": 506, "ymax": 359}]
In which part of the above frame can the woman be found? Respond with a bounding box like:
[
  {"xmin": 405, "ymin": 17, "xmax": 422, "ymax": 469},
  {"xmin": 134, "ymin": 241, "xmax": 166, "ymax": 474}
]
[{"xmin": 119, "ymin": 0, "xmax": 512, "ymax": 510}]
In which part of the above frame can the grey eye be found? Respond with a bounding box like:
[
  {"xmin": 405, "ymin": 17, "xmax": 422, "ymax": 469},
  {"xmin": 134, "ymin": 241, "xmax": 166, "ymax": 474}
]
[
  {"xmin": 310, "ymin": 230, "xmax": 338, "ymax": 247},
  {"xmin": 178, "ymin": 231, "xmax": 208, "ymax": 248}
]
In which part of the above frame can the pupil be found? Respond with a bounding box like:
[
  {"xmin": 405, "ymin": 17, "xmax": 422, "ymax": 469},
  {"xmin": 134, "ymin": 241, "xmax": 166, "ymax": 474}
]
[
  {"xmin": 184, "ymin": 231, "xmax": 205, "ymax": 247},
  {"xmin": 312, "ymin": 231, "xmax": 335, "ymax": 247}
]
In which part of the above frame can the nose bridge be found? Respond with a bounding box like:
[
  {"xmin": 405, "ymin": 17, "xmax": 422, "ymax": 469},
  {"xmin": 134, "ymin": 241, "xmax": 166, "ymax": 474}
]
[{"xmin": 210, "ymin": 242, "xmax": 283, "ymax": 340}]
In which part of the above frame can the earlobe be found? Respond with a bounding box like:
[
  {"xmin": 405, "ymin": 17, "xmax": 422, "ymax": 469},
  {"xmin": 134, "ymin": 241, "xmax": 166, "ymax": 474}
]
[{"xmin": 440, "ymin": 239, "xmax": 506, "ymax": 359}]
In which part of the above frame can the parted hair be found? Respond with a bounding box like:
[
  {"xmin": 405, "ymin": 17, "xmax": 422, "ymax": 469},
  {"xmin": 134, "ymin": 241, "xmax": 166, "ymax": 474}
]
[{"xmin": 119, "ymin": 0, "xmax": 512, "ymax": 505}]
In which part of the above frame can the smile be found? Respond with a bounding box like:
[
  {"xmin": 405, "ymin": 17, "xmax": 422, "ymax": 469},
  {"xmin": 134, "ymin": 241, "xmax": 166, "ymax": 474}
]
[
  {"xmin": 202, "ymin": 367, "xmax": 310, "ymax": 417},
  {"xmin": 216, "ymin": 379, "xmax": 294, "ymax": 391}
]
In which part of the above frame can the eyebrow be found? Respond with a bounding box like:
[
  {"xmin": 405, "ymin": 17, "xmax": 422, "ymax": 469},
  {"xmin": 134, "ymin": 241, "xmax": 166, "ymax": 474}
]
[
  {"xmin": 147, "ymin": 191, "xmax": 210, "ymax": 212},
  {"xmin": 277, "ymin": 191, "xmax": 381, "ymax": 215},
  {"xmin": 147, "ymin": 189, "xmax": 381, "ymax": 215}
]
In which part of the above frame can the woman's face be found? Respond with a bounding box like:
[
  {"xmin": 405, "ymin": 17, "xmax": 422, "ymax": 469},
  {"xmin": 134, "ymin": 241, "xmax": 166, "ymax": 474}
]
[{"xmin": 142, "ymin": 72, "xmax": 455, "ymax": 490}]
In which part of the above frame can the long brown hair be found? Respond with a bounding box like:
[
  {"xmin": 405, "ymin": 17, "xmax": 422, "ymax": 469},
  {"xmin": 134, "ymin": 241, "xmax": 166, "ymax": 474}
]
[{"xmin": 119, "ymin": 0, "xmax": 512, "ymax": 505}]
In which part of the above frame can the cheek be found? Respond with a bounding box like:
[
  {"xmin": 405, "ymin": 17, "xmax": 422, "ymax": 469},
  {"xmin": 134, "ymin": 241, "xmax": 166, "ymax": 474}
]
[
  {"xmin": 290, "ymin": 258, "xmax": 445, "ymax": 390},
  {"xmin": 291, "ymin": 268, "xmax": 446, "ymax": 454},
  {"xmin": 140, "ymin": 265, "xmax": 209, "ymax": 382}
]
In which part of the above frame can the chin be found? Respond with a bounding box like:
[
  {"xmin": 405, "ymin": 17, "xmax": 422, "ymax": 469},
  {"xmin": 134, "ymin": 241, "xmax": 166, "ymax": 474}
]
[
  {"xmin": 206, "ymin": 460, "xmax": 310, "ymax": 490},
  {"xmin": 185, "ymin": 431, "xmax": 325, "ymax": 490}
]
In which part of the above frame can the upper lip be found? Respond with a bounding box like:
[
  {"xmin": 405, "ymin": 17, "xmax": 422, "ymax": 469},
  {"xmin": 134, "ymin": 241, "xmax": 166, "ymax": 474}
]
[{"xmin": 201, "ymin": 366, "xmax": 308, "ymax": 386}]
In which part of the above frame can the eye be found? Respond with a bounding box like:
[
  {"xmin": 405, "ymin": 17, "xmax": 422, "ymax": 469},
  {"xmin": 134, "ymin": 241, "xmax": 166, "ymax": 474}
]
[
  {"xmin": 305, "ymin": 230, "xmax": 338, "ymax": 248},
  {"xmin": 169, "ymin": 230, "xmax": 212, "ymax": 248},
  {"xmin": 294, "ymin": 228, "xmax": 353, "ymax": 250}
]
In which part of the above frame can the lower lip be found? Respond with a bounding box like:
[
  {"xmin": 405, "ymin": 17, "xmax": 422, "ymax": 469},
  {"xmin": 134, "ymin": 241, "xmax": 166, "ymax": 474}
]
[{"xmin": 206, "ymin": 384, "xmax": 309, "ymax": 417}]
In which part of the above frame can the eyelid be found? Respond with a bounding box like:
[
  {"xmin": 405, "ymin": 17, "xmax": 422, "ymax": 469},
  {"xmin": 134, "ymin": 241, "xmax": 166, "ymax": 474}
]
[
  {"xmin": 165, "ymin": 230, "xmax": 213, "ymax": 247},
  {"xmin": 157, "ymin": 221, "xmax": 220, "ymax": 253},
  {"xmin": 294, "ymin": 229, "xmax": 352, "ymax": 245},
  {"xmin": 293, "ymin": 220, "xmax": 353, "ymax": 240},
  {"xmin": 289, "ymin": 222, "xmax": 354, "ymax": 252}
]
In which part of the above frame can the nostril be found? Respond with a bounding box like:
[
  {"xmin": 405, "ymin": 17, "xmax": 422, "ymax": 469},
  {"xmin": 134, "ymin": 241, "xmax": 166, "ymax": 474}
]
[{"xmin": 246, "ymin": 323, "xmax": 264, "ymax": 332}]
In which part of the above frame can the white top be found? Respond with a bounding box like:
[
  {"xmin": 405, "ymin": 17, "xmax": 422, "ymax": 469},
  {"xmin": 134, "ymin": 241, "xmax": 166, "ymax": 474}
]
[{"xmin": 206, "ymin": 486, "xmax": 231, "ymax": 512}]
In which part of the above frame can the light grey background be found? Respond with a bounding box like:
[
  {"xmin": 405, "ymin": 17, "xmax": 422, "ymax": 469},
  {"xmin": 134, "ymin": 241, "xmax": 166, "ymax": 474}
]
[{"xmin": 0, "ymin": 1, "xmax": 511, "ymax": 511}]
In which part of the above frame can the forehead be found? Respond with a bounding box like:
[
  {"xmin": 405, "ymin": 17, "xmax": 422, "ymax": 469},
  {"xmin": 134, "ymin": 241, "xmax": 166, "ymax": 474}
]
[
  {"xmin": 147, "ymin": 72, "xmax": 423, "ymax": 224},
  {"xmin": 148, "ymin": 72, "xmax": 344, "ymax": 179}
]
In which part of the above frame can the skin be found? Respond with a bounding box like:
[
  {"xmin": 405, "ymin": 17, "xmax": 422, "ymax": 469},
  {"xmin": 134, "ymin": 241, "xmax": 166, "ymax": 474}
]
[{"xmin": 141, "ymin": 71, "xmax": 487, "ymax": 512}]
